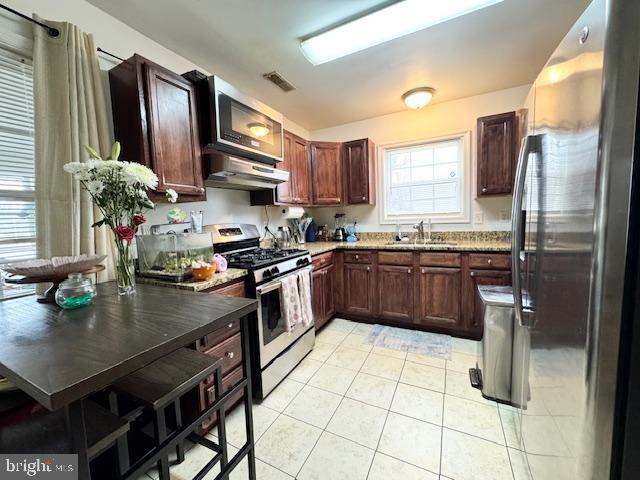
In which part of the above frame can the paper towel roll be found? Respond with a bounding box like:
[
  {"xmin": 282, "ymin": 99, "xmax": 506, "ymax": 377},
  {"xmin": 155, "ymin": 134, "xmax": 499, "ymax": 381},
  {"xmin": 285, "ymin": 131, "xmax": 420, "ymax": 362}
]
[{"xmin": 281, "ymin": 206, "xmax": 305, "ymax": 219}]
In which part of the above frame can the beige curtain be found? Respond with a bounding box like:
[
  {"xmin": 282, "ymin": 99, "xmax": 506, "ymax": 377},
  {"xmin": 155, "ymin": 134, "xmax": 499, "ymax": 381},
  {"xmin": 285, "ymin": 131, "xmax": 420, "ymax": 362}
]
[{"xmin": 32, "ymin": 17, "xmax": 115, "ymax": 281}]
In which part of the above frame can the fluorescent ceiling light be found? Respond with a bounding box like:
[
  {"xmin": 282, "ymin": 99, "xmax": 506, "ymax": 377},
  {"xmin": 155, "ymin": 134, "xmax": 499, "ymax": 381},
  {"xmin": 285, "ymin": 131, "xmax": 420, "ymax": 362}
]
[{"xmin": 300, "ymin": 0, "xmax": 504, "ymax": 65}]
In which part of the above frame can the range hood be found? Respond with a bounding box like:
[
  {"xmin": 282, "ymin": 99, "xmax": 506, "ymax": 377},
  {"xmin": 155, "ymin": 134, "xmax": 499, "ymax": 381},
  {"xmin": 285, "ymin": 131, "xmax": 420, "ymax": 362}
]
[{"xmin": 204, "ymin": 152, "xmax": 289, "ymax": 191}]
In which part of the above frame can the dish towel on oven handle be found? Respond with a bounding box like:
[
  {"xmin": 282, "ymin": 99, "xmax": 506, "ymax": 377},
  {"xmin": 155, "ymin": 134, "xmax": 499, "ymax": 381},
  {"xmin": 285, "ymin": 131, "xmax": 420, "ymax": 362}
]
[
  {"xmin": 281, "ymin": 273, "xmax": 302, "ymax": 333},
  {"xmin": 297, "ymin": 270, "xmax": 313, "ymax": 328}
]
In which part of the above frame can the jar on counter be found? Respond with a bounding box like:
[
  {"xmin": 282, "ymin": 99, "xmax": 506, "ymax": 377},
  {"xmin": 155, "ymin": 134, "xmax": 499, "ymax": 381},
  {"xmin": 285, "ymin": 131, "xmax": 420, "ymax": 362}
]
[{"xmin": 55, "ymin": 273, "xmax": 97, "ymax": 309}]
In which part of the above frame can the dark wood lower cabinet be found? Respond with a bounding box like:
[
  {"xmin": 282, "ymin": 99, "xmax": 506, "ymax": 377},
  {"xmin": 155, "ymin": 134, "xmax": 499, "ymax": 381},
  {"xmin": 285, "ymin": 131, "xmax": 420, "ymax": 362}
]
[
  {"xmin": 378, "ymin": 265, "xmax": 413, "ymax": 321},
  {"xmin": 331, "ymin": 250, "xmax": 511, "ymax": 339},
  {"xmin": 313, "ymin": 262, "xmax": 337, "ymax": 330},
  {"xmin": 464, "ymin": 268, "xmax": 512, "ymax": 338},
  {"xmin": 344, "ymin": 263, "xmax": 376, "ymax": 316},
  {"xmin": 415, "ymin": 267, "xmax": 462, "ymax": 331},
  {"xmin": 324, "ymin": 264, "xmax": 336, "ymax": 319}
]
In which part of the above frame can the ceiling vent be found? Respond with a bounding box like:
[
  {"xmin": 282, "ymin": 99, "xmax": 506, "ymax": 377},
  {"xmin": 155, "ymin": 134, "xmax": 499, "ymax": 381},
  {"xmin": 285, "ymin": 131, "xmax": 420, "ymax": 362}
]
[{"xmin": 262, "ymin": 71, "xmax": 296, "ymax": 92}]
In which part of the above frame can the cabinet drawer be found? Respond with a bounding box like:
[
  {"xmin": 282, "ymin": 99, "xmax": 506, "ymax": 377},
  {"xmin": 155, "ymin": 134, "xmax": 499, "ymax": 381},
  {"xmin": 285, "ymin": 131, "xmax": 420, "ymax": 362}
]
[
  {"xmin": 212, "ymin": 280, "xmax": 246, "ymax": 297},
  {"xmin": 201, "ymin": 319, "xmax": 240, "ymax": 350},
  {"xmin": 201, "ymin": 366, "xmax": 244, "ymax": 431},
  {"xmin": 468, "ymin": 253, "xmax": 511, "ymax": 270},
  {"xmin": 204, "ymin": 332, "xmax": 242, "ymax": 376},
  {"xmin": 419, "ymin": 253, "xmax": 461, "ymax": 267},
  {"xmin": 312, "ymin": 252, "xmax": 334, "ymax": 270},
  {"xmin": 344, "ymin": 251, "xmax": 374, "ymax": 264},
  {"xmin": 378, "ymin": 251, "xmax": 413, "ymax": 266}
]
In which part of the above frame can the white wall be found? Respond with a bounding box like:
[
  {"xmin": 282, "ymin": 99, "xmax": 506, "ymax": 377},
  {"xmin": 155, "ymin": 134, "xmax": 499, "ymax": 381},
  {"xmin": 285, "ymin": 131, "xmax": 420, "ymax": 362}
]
[
  {"xmin": 2, "ymin": 0, "xmax": 307, "ymax": 233},
  {"xmin": 309, "ymin": 85, "xmax": 530, "ymax": 232}
]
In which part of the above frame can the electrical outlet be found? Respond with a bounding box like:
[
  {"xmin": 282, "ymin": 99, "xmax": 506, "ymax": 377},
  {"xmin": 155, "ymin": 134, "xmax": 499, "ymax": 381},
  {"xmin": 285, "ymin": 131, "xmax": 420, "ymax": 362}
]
[
  {"xmin": 473, "ymin": 211, "xmax": 484, "ymax": 224},
  {"xmin": 499, "ymin": 209, "xmax": 510, "ymax": 222}
]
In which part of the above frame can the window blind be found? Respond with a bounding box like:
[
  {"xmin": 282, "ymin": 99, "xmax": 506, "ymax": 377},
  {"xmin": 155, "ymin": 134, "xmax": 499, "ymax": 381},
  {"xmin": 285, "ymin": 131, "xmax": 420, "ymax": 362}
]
[
  {"xmin": 0, "ymin": 49, "xmax": 35, "ymax": 298},
  {"xmin": 384, "ymin": 138, "xmax": 464, "ymax": 217}
]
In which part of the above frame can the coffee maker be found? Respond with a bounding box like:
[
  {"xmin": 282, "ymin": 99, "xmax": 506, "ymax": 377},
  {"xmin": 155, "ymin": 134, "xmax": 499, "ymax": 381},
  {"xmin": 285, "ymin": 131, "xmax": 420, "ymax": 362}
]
[{"xmin": 334, "ymin": 213, "xmax": 346, "ymax": 242}]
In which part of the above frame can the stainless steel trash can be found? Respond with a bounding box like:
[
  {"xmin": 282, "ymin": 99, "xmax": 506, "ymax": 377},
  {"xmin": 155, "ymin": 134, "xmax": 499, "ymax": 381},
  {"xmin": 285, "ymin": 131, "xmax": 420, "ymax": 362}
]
[{"xmin": 469, "ymin": 285, "xmax": 515, "ymax": 404}]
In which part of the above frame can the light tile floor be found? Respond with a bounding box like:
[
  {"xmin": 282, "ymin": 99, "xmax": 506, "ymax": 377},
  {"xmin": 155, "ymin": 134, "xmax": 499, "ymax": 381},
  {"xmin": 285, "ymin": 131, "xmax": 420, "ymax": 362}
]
[{"xmin": 141, "ymin": 318, "xmax": 549, "ymax": 480}]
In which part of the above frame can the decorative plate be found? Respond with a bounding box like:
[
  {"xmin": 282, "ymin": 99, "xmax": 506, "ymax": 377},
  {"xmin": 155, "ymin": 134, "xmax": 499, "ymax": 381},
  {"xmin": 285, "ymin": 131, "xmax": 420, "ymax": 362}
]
[{"xmin": 1, "ymin": 254, "xmax": 107, "ymax": 277}]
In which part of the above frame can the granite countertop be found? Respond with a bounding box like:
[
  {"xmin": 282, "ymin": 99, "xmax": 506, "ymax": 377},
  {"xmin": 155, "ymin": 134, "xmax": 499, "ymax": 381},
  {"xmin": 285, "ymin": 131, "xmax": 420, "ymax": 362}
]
[
  {"xmin": 136, "ymin": 268, "xmax": 248, "ymax": 292},
  {"xmin": 302, "ymin": 240, "xmax": 511, "ymax": 255}
]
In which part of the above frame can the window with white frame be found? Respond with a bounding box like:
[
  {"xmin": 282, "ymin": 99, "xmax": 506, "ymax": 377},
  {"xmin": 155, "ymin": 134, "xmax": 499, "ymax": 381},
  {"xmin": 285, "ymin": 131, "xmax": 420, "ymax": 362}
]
[
  {"xmin": 0, "ymin": 47, "xmax": 35, "ymax": 299},
  {"xmin": 381, "ymin": 133, "xmax": 468, "ymax": 223}
]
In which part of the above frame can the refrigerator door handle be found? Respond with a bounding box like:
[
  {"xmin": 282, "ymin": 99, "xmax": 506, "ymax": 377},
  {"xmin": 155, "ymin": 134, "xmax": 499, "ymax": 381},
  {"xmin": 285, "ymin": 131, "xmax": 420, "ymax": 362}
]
[{"xmin": 511, "ymin": 135, "xmax": 538, "ymax": 328}]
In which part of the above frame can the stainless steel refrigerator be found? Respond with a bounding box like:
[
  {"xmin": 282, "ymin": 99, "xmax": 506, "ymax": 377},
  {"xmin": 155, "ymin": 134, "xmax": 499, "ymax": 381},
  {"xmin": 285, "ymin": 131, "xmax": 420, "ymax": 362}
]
[{"xmin": 509, "ymin": 0, "xmax": 640, "ymax": 478}]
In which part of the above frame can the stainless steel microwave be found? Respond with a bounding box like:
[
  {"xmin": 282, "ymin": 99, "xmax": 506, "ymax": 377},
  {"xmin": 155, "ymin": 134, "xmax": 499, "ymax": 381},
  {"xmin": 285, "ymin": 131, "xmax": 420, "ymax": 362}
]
[{"xmin": 184, "ymin": 72, "xmax": 283, "ymax": 164}]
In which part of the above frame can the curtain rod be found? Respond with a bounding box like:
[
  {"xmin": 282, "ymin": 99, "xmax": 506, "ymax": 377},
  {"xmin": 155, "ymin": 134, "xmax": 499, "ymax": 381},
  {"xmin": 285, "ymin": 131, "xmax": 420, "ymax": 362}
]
[
  {"xmin": 97, "ymin": 47, "xmax": 124, "ymax": 62},
  {"xmin": 0, "ymin": 3, "xmax": 60, "ymax": 37},
  {"xmin": 1, "ymin": 3, "xmax": 125, "ymax": 63}
]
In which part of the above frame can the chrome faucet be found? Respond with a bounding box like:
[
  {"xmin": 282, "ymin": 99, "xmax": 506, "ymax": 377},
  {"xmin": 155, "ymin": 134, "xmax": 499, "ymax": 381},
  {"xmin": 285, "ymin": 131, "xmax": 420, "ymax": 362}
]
[
  {"xmin": 413, "ymin": 221, "xmax": 425, "ymax": 242},
  {"xmin": 413, "ymin": 218, "xmax": 433, "ymax": 243}
]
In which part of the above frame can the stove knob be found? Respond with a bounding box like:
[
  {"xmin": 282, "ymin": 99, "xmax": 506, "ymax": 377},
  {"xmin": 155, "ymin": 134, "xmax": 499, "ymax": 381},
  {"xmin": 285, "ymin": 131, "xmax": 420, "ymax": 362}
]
[
  {"xmin": 272, "ymin": 266, "xmax": 280, "ymax": 275},
  {"xmin": 263, "ymin": 269, "xmax": 272, "ymax": 279}
]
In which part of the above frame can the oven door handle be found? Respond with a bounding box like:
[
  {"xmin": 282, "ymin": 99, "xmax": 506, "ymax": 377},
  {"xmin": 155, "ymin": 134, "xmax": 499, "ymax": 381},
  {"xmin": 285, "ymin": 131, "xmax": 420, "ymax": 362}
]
[
  {"xmin": 257, "ymin": 281, "xmax": 282, "ymax": 295},
  {"xmin": 256, "ymin": 266, "xmax": 313, "ymax": 296}
]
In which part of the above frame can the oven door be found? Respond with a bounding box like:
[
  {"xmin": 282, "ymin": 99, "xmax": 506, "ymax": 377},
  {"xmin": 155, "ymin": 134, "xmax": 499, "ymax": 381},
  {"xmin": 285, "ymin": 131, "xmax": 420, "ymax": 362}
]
[{"xmin": 256, "ymin": 267, "xmax": 313, "ymax": 368}]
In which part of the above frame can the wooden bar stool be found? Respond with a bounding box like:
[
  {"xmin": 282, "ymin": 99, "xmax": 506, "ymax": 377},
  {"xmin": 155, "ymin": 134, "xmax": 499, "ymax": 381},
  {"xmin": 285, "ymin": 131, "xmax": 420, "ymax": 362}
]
[{"xmin": 112, "ymin": 348, "xmax": 228, "ymax": 480}]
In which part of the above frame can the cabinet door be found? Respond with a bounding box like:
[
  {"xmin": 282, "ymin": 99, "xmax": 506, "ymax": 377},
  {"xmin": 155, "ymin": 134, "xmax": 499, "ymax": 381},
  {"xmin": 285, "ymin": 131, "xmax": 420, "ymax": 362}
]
[
  {"xmin": 344, "ymin": 263, "xmax": 375, "ymax": 315},
  {"xmin": 275, "ymin": 131, "xmax": 296, "ymax": 204},
  {"xmin": 378, "ymin": 265, "xmax": 414, "ymax": 322},
  {"xmin": 145, "ymin": 64, "xmax": 205, "ymax": 198},
  {"xmin": 312, "ymin": 269, "xmax": 325, "ymax": 327},
  {"xmin": 324, "ymin": 264, "xmax": 336, "ymax": 319},
  {"xmin": 464, "ymin": 269, "xmax": 512, "ymax": 336},
  {"xmin": 477, "ymin": 111, "xmax": 516, "ymax": 196},
  {"xmin": 343, "ymin": 139, "xmax": 375, "ymax": 205},
  {"xmin": 293, "ymin": 136, "xmax": 311, "ymax": 204},
  {"xmin": 310, "ymin": 142, "xmax": 342, "ymax": 205},
  {"xmin": 416, "ymin": 267, "xmax": 462, "ymax": 329}
]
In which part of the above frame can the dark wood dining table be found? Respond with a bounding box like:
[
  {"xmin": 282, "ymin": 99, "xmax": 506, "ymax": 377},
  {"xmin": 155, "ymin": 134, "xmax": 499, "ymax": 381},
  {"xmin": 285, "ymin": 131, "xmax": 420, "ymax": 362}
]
[{"xmin": 0, "ymin": 282, "xmax": 258, "ymax": 479}]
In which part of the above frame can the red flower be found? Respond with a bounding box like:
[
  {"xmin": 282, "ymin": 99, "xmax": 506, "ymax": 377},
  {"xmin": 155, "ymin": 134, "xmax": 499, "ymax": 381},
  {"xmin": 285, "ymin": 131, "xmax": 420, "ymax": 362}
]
[
  {"xmin": 133, "ymin": 214, "xmax": 146, "ymax": 226},
  {"xmin": 113, "ymin": 225, "xmax": 135, "ymax": 241}
]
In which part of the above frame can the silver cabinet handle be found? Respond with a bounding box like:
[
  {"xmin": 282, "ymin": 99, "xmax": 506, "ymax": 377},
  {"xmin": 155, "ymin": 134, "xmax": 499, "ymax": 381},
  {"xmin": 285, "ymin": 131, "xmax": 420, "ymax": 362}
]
[
  {"xmin": 355, "ymin": 255, "xmax": 359, "ymax": 260},
  {"xmin": 227, "ymin": 352, "xmax": 234, "ymax": 359},
  {"xmin": 227, "ymin": 323, "xmax": 233, "ymax": 329},
  {"xmin": 482, "ymin": 187, "xmax": 487, "ymax": 193},
  {"xmin": 366, "ymin": 266, "xmax": 370, "ymax": 271},
  {"xmin": 487, "ymin": 259, "xmax": 493, "ymax": 264},
  {"xmin": 421, "ymin": 268, "xmax": 425, "ymax": 274},
  {"xmin": 511, "ymin": 135, "xmax": 539, "ymax": 328},
  {"xmin": 362, "ymin": 196, "xmax": 366, "ymax": 200},
  {"xmin": 407, "ymin": 268, "xmax": 412, "ymax": 274},
  {"xmin": 470, "ymin": 272, "xmax": 475, "ymax": 277}
]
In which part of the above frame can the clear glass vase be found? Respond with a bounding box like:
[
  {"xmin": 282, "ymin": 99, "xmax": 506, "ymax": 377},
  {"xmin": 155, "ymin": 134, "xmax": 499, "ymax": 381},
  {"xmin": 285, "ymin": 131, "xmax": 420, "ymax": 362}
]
[{"xmin": 115, "ymin": 238, "xmax": 136, "ymax": 295}]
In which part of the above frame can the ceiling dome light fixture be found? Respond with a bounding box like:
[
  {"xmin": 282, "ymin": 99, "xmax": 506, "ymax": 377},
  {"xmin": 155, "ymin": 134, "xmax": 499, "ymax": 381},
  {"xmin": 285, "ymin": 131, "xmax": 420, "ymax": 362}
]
[
  {"xmin": 402, "ymin": 87, "xmax": 436, "ymax": 109},
  {"xmin": 248, "ymin": 122, "xmax": 270, "ymax": 138}
]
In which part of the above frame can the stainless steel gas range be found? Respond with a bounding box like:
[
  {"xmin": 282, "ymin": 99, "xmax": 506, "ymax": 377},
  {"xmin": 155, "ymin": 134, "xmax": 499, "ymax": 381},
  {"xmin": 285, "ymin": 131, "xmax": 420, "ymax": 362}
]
[{"xmin": 205, "ymin": 223, "xmax": 314, "ymax": 399}]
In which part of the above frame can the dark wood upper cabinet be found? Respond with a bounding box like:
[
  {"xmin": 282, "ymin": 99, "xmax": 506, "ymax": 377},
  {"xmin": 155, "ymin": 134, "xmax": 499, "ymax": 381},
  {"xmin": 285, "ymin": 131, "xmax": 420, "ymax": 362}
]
[
  {"xmin": 477, "ymin": 111, "xmax": 517, "ymax": 197},
  {"xmin": 415, "ymin": 266, "xmax": 462, "ymax": 330},
  {"xmin": 377, "ymin": 265, "xmax": 413, "ymax": 321},
  {"xmin": 310, "ymin": 141, "xmax": 343, "ymax": 205},
  {"xmin": 293, "ymin": 134, "xmax": 311, "ymax": 204},
  {"xmin": 109, "ymin": 54, "xmax": 205, "ymax": 201},
  {"xmin": 251, "ymin": 130, "xmax": 310, "ymax": 206},
  {"xmin": 343, "ymin": 138, "xmax": 376, "ymax": 205},
  {"xmin": 275, "ymin": 131, "xmax": 296, "ymax": 204}
]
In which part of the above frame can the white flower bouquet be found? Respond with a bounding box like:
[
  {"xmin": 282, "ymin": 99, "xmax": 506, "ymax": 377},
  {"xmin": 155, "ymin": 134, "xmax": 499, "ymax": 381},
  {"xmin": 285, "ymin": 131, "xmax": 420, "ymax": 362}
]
[{"xmin": 64, "ymin": 142, "xmax": 172, "ymax": 294}]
